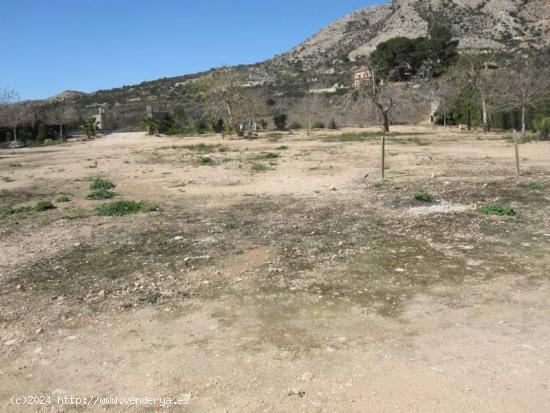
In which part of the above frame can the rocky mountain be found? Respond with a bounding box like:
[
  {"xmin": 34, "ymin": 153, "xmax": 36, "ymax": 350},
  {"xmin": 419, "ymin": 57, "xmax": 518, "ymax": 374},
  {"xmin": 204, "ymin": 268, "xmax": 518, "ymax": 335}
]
[
  {"xmin": 26, "ymin": 0, "xmax": 550, "ymax": 129},
  {"xmin": 275, "ymin": 0, "xmax": 549, "ymax": 70}
]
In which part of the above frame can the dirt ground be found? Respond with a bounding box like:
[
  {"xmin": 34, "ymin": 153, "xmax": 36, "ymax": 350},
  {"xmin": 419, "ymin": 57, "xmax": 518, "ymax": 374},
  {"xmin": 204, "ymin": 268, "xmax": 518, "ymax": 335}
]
[{"xmin": 0, "ymin": 125, "xmax": 549, "ymax": 412}]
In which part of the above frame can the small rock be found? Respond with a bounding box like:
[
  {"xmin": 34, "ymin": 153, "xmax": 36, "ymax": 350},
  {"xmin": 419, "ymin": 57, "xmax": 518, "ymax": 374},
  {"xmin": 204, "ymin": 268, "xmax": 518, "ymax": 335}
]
[
  {"xmin": 5, "ymin": 339, "xmax": 17, "ymax": 346},
  {"xmin": 33, "ymin": 347, "xmax": 43, "ymax": 354},
  {"xmin": 301, "ymin": 372, "xmax": 314, "ymax": 382},
  {"xmin": 330, "ymin": 186, "xmax": 338, "ymax": 191},
  {"xmin": 394, "ymin": 268, "xmax": 406, "ymax": 273},
  {"xmin": 35, "ymin": 328, "xmax": 44, "ymax": 334},
  {"xmin": 287, "ymin": 388, "xmax": 306, "ymax": 398},
  {"xmin": 174, "ymin": 236, "xmax": 184, "ymax": 241}
]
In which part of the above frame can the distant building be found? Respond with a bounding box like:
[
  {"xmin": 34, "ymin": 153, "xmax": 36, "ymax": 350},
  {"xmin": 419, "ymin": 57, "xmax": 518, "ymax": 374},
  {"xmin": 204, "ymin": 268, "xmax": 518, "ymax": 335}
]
[
  {"xmin": 353, "ymin": 68, "xmax": 372, "ymax": 87},
  {"xmin": 93, "ymin": 108, "xmax": 106, "ymax": 130},
  {"xmin": 239, "ymin": 121, "xmax": 257, "ymax": 134},
  {"xmin": 146, "ymin": 105, "xmax": 169, "ymax": 120}
]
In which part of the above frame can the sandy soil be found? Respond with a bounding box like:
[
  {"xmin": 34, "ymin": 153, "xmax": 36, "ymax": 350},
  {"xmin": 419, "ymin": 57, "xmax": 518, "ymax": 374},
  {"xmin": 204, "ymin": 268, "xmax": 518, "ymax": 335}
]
[{"xmin": 0, "ymin": 126, "xmax": 549, "ymax": 412}]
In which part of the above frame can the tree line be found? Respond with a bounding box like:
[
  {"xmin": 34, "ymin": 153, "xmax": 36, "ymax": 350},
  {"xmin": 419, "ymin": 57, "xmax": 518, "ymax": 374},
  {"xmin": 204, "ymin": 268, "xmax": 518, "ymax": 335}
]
[{"xmin": 1, "ymin": 25, "xmax": 549, "ymax": 145}]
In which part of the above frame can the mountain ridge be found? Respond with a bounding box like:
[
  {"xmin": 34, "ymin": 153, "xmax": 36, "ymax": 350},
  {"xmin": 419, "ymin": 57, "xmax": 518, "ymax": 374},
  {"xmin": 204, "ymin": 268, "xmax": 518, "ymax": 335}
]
[{"xmin": 25, "ymin": 0, "xmax": 550, "ymax": 129}]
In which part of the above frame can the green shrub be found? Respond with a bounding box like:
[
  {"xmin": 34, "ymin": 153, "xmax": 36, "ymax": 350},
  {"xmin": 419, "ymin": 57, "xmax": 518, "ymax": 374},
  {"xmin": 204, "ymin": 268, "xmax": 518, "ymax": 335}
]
[
  {"xmin": 3, "ymin": 205, "xmax": 33, "ymax": 215},
  {"xmin": 142, "ymin": 292, "xmax": 161, "ymax": 305},
  {"xmin": 276, "ymin": 145, "xmax": 288, "ymax": 150},
  {"xmin": 34, "ymin": 200, "xmax": 55, "ymax": 211},
  {"xmin": 329, "ymin": 119, "xmax": 338, "ymax": 129},
  {"xmin": 534, "ymin": 115, "xmax": 550, "ymax": 141},
  {"xmin": 525, "ymin": 182, "xmax": 545, "ymax": 190},
  {"xmin": 86, "ymin": 188, "xmax": 116, "ymax": 200},
  {"xmin": 56, "ymin": 194, "xmax": 71, "ymax": 202},
  {"xmin": 480, "ymin": 204, "xmax": 516, "ymax": 216},
  {"xmin": 90, "ymin": 178, "xmax": 116, "ymax": 191},
  {"xmin": 267, "ymin": 133, "xmax": 283, "ymax": 142},
  {"xmin": 251, "ymin": 163, "xmax": 268, "ymax": 172},
  {"xmin": 413, "ymin": 189, "xmax": 433, "ymax": 202},
  {"xmin": 197, "ymin": 156, "xmax": 216, "ymax": 165},
  {"xmin": 273, "ymin": 113, "xmax": 288, "ymax": 131},
  {"xmin": 313, "ymin": 121, "xmax": 325, "ymax": 129},
  {"xmin": 253, "ymin": 152, "xmax": 279, "ymax": 160},
  {"xmin": 182, "ymin": 143, "xmax": 219, "ymax": 153},
  {"xmin": 321, "ymin": 132, "xmax": 380, "ymax": 142},
  {"xmin": 211, "ymin": 118, "xmax": 224, "ymax": 133},
  {"xmin": 223, "ymin": 218, "xmax": 239, "ymax": 229},
  {"xmin": 0, "ymin": 189, "xmax": 10, "ymax": 197},
  {"xmin": 289, "ymin": 121, "xmax": 302, "ymax": 130},
  {"xmin": 96, "ymin": 200, "xmax": 158, "ymax": 216}
]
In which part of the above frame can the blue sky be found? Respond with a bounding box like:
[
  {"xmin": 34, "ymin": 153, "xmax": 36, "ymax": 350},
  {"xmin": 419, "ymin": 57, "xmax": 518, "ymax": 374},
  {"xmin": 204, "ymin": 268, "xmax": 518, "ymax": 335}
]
[{"xmin": 0, "ymin": 0, "xmax": 383, "ymax": 100}]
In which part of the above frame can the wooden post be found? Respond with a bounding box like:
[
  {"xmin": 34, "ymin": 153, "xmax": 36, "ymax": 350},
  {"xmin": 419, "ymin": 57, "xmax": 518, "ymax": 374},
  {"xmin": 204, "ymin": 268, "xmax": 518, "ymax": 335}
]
[
  {"xmin": 513, "ymin": 131, "xmax": 520, "ymax": 178},
  {"xmin": 381, "ymin": 135, "xmax": 386, "ymax": 179}
]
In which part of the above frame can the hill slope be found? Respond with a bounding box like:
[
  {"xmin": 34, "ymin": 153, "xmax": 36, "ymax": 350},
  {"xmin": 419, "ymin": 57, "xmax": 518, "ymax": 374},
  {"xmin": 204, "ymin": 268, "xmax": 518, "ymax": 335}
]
[{"xmin": 29, "ymin": 0, "xmax": 550, "ymax": 129}]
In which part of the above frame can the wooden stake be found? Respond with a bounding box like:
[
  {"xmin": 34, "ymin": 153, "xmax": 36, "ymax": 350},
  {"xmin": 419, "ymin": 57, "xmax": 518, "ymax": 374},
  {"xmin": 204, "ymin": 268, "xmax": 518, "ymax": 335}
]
[
  {"xmin": 381, "ymin": 135, "xmax": 386, "ymax": 179},
  {"xmin": 513, "ymin": 132, "xmax": 520, "ymax": 177}
]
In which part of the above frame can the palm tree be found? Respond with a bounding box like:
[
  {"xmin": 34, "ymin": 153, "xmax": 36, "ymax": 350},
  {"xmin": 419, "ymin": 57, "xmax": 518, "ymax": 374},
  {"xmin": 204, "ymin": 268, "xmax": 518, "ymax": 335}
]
[
  {"xmin": 140, "ymin": 117, "xmax": 160, "ymax": 135},
  {"xmin": 80, "ymin": 118, "xmax": 96, "ymax": 139}
]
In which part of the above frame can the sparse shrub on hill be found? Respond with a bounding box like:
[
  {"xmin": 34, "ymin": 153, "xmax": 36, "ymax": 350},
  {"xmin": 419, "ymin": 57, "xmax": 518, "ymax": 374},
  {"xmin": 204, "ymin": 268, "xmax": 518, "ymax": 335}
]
[
  {"xmin": 211, "ymin": 118, "xmax": 224, "ymax": 134},
  {"xmin": 534, "ymin": 115, "xmax": 550, "ymax": 141},
  {"xmin": 289, "ymin": 121, "xmax": 302, "ymax": 130},
  {"xmin": 259, "ymin": 119, "xmax": 269, "ymax": 130},
  {"xmin": 313, "ymin": 121, "xmax": 325, "ymax": 129},
  {"xmin": 273, "ymin": 113, "xmax": 288, "ymax": 131}
]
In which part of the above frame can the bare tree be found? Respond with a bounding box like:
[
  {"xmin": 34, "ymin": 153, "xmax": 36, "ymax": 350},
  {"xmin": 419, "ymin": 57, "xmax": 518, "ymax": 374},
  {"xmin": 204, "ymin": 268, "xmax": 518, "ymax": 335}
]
[
  {"xmin": 351, "ymin": 65, "xmax": 401, "ymax": 179},
  {"xmin": 304, "ymin": 91, "xmax": 323, "ymax": 135},
  {"xmin": 356, "ymin": 64, "xmax": 399, "ymax": 134},
  {"xmin": 234, "ymin": 88, "xmax": 267, "ymax": 136},
  {"xmin": 49, "ymin": 100, "xmax": 68, "ymax": 140},
  {"xmin": 431, "ymin": 78, "xmax": 456, "ymax": 128},
  {"xmin": 411, "ymin": 69, "xmax": 455, "ymax": 127},
  {"xmin": 490, "ymin": 56, "xmax": 550, "ymax": 137},
  {"xmin": 194, "ymin": 68, "xmax": 248, "ymax": 137},
  {"xmin": 0, "ymin": 87, "xmax": 23, "ymax": 142},
  {"xmin": 457, "ymin": 54, "xmax": 496, "ymax": 132},
  {"xmin": 488, "ymin": 55, "xmax": 550, "ymax": 177}
]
